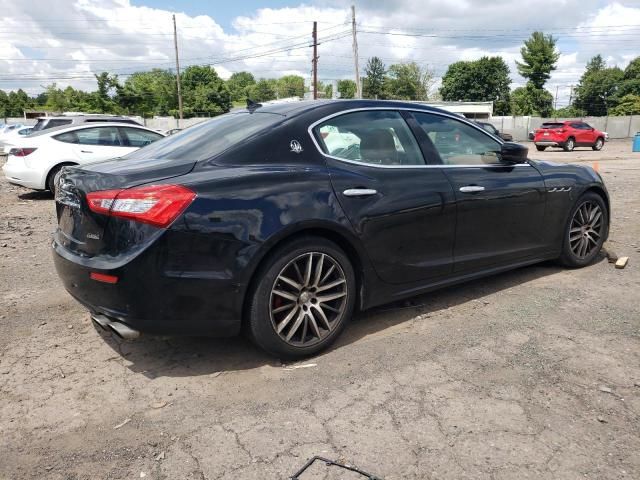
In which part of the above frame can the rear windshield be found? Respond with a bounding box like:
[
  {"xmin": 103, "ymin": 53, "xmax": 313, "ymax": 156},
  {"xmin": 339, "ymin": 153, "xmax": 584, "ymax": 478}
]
[
  {"xmin": 120, "ymin": 112, "xmax": 285, "ymax": 162},
  {"xmin": 541, "ymin": 123, "xmax": 564, "ymax": 129}
]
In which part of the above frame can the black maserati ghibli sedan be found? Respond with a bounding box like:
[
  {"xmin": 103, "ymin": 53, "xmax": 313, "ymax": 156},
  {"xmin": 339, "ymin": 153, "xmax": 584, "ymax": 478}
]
[{"xmin": 53, "ymin": 100, "xmax": 609, "ymax": 358}]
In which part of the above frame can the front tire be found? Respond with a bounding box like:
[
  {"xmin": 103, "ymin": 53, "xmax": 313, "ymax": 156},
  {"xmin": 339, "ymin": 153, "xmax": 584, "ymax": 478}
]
[
  {"xmin": 247, "ymin": 236, "xmax": 356, "ymax": 359},
  {"xmin": 559, "ymin": 192, "xmax": 608, "ymax": 267},
  {"xmin": 592, "ymin": 137, "xmax": 604, "ymax": 151},
  {"xmin": 563, "ymin": 137, "xmax": 575, "ymax": 152},
  {"xmin": 536, "ymin": 145, "xmax": 547, "ymax": 151}
]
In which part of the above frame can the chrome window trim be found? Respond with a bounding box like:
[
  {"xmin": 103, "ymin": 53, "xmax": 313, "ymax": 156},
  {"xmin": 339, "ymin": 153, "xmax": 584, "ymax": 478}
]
[{"xmin": 306, "ymin": 106, "xmax": 532, "ymax": 169}]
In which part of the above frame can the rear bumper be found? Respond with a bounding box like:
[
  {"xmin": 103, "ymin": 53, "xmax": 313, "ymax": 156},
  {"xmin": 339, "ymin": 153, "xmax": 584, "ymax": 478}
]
[
  {"xmin": 2, "ymin": 160, "xmax": 46, "ymax": 190},
  {"xmin": 535, "ymin": 141, "xmax": 562, "ymax": 147},
  {"xmin": 52, "ymin": 239, "xmax": 243, "ymax": 337}
]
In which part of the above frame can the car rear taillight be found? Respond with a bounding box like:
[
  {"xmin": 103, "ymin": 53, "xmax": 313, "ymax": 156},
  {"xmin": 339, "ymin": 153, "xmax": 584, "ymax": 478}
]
[
  {"xmin": 86, "ymin": 184, "xmax": 196, "ymax": 228},
  {"xmin": 9, "ymin": 147, "xmax": 37, "ymax": 156}
]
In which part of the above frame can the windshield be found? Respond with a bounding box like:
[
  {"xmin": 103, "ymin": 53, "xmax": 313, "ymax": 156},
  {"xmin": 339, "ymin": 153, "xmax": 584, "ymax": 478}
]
[{"xmin": 120, "ymin": 112, "xmax": 285, "ymax": 162}]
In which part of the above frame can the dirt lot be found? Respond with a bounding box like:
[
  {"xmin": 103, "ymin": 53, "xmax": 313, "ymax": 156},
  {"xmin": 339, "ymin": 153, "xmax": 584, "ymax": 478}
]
[{"xmin": 1, "ymin": 140, "xmax": 639, "ymax": 479}]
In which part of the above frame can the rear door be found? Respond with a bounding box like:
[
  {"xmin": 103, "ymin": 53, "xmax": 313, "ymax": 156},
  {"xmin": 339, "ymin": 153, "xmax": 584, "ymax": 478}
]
[
  {"xmin": 311, "ymin": 109, "xmax": 456, "ymax": 284},
  {"xmin": 55, "ymin": 126, "xmax": 128, "ymax": 164},
  {"xmin": 410, "ymin": 111, "xmax": 547, "ymax": 273}
]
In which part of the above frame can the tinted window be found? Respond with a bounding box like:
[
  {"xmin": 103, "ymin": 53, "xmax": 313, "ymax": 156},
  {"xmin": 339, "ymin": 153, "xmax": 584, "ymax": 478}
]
[
  {"xmin": 86, "ymin": 118, "xmax": 137, "ymax": 125},
  {"xmin": 120, "ymin": 112, "xmax": 285, "ymax": 162},
  {"xmin": 541, "ymin": 123, "xmax": 564, "ymax": 129},
  {"xmin": 55, "ymin": 127, "xmax": 123, "ymax": 146},
  {"xmin": 120, "ymin": 127, "xmax": 163, "ymax": 147},
  {"xmin": 18, "ymin": 128, "xmax": 32, "ymax": 136},
  {"xmin": 480, "ymin": 123, "xmax": 499, "ymax": 135},
  {"xmin": 42, "ymin": 119, "xmax": 73, "ymax": 130},
  {"xmin": 413, "ymin": 113, "xmax": 501, "ymax": 166},
  {"xmin": 314, "ymin": 110, "xmax": 424, "ymax": 166}
]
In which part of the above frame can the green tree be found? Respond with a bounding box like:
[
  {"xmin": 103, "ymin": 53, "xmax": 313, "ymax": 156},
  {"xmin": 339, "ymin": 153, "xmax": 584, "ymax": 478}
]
[
  {"xmin": 247, "ymin": 79, "xmax": 277, "ymax": 102},
  {"xmin": 118, "ymin": 69, "xmax": 177, "ymax": 117},
  {"xmin": 180, "ymin": 65, "xmax": 231, "ymax": 117},
  {"xmin": 226, "ymin": 71, "xmax": 256, "ymax": 102},
  {"xmin": 574, "ymin": 56, "xmax": 624, "ymax": 116},
  {"xmin": 609, "ymin": 94, "xmax": 640, "ymax": 115},
  {"xmin": 516, "ymin": 31, "xmax": 560, "ymax": 89},
  {"xmin": 337, "ymin": 79, "xmax": 357, "ymax": 99},
  {"xmin": 87, "ymin": 72, "xmax": 120, "ymax": 113},
  {"xmin": 6, "ymin": 89, "xmax": 32, "ymax": 116},
  {"xmin": 440, "ymin": 56, "xmax": 511, "ymax": 115},
  {"xmin": 276, "ymin": 75, "xmax": 305, "ymax": 98},
  {"xmin": 384, "ymin": 62, "xmax": 433, "ymax": 101},
  {"xmin": 511, "ymin": 84, "xmax": 553, "ymax": 116},
  {"xmin": 552, "ymin": 105, "xmax": 585, "ymax": 117},
  {"xmin": 363, "ymin": 56, "xmax": 386, "ymax": 99},
  {"xmin": 0, "ymin": 90, "xmax": 9, "ymax": 117}
]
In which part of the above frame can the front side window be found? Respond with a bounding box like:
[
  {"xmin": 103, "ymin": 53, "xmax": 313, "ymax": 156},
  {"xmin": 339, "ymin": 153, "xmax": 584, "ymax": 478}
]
[
  {"xmin": 412, "ymin": 113, "xmax": 501, "ymax": 166},
  {"xmin": 54, "ymin": 127, "xmax": 123, "ymax": 146},
  {"xmin": 120, "ymin": 127, "xmax": 163, "ymax": 147},
  {"xmin": 313, "ymin": 110, "xmax": 424, "ymax": 166}
]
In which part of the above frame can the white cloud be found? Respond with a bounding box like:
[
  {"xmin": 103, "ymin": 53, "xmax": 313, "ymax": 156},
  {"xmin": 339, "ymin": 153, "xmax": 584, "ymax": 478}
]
[{"xmin": 0, "ymin": 0, "xmax": 637, "ymax": 108}]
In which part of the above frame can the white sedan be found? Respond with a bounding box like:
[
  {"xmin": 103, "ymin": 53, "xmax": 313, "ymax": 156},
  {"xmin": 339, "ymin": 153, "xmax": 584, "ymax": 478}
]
[{"xmin": 3, "ymin": 123, "xmax": 165, "ymax": 193}]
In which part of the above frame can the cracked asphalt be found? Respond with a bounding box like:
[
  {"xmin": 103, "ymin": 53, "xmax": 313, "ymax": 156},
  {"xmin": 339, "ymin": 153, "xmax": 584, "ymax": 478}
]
[{"xmin": 1, "ymin": 140, "xmax": 639, "ymax": 479}]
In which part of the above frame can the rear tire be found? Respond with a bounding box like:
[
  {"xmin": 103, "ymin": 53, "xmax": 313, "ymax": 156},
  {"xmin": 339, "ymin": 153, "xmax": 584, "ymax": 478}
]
[
  {"xmin": 247, "ymin": 236, "xmax": 356, "ymax": 359},
  {"xmin": 536, "ymin": 145, "xmax": 547, "ymax": 151},
  {"xmin": 592, "ymin": 137, "xmax": 604, "ymax": 151},
  {"xmin": 559, "ymin": 192, "xmax": 608, "ymax": 268},
  {"xmin": 563, "ymin": 137, "xmax": 575, "ymax": 152}
]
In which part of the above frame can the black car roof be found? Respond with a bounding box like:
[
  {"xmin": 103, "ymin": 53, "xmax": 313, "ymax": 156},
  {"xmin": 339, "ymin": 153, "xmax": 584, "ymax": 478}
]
[{"xmin": 235, "ymin": 99, "xmax": 459, "ymax": 118}]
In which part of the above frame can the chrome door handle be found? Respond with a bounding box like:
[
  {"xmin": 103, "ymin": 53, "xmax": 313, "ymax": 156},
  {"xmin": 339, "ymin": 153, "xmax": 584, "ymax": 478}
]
[
  {"xmin": 343, "ymin": 188, "xmax": 378, "ymax": 197},
  {"xmin": 80, "ymin": 150, "xmax": 93, "ymax": 153},
  {"xmin": 459, "ymin": 186, "xmax": 485, "ymax": 193}
]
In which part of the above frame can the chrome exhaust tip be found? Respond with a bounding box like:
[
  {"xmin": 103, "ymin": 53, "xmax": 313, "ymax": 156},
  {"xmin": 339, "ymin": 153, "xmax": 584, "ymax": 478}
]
[{"xmin": 91, "ymin": 314, "xmax": 140, "ymax": 340}]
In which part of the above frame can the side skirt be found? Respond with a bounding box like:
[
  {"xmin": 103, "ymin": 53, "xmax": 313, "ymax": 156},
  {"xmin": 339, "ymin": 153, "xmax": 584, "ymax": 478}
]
[{"xmin": 362, "ymin": 252, "xmax": 560, "ymax": 310}]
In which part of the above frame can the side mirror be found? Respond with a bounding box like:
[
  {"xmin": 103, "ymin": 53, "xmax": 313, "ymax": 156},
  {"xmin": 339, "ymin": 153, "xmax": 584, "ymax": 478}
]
[{"xmin": 500, "ymin": 142, "xmax": 528, "ymax": 164}]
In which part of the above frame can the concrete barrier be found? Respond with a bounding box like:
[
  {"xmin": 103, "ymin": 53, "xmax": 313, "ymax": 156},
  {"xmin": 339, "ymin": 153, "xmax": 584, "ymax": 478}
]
[{"xmin": 490, "ymin": 115, "xmax": 638, "ymax": 141}]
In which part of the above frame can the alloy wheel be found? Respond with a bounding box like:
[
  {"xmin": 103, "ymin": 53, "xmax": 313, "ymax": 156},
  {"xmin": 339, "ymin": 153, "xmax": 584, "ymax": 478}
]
[
  {"xmin": 569, "ymin": 201, "xmax": 604, "ymax": 259},
  {"xmin": 595, "ymin": 139, "xmax": 603, "ymax": 150},
  {"xmin": 566, "ymin": 139, "xmax": 574, "ymax": 151},
  {"xmin": 269, "ymin": 252, "xmax": 348, "ymax": 347}
]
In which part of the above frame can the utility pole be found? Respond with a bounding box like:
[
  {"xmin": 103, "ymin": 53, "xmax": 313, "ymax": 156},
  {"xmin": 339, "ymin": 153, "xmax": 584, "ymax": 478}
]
[
  {"xmin": 173, "ymin": 14, "xmax": 184, "ymax": 122},
  {"xmin": 351, "ymin": 5, "xmax": 361, "ymax": 99},
  {"xmin": 312, "ymin": 21, "xmax": 318, "ymax": 100},
  {"xmin": 568, "ymin": 85, "xmax": 574, "ymax": 105},
  {"xmin": 554, "ymin": 85, "xmax": 559, "ymax": 111}
]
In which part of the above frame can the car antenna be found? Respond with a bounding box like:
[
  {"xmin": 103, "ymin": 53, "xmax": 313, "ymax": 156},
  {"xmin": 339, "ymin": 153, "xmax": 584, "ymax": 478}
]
[{"xmin": 246, "ymin": 98, "xmax": 262, "ymax": 113}]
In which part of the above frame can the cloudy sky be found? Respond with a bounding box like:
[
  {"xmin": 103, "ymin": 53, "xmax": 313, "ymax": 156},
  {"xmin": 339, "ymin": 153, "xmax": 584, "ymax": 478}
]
[{"xmin": 1, "ymin": 0, "xmax": 639, "ymax": 106}]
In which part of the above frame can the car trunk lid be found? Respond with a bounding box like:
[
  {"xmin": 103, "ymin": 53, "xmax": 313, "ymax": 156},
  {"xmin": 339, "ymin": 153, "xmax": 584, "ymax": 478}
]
[{"xmin": 54, "ymin": 156, "xmax": 197, "ymax": 258}]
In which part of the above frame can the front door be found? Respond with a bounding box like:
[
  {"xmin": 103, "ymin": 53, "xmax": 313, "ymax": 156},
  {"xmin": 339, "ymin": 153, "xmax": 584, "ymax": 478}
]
[
  {"xmin": 311, "ymin": 109, "xmax": 457, "ymax": 284},
  {"xmin": 410, "ymin": 111, "xmax": 547, "ymax": 273}
]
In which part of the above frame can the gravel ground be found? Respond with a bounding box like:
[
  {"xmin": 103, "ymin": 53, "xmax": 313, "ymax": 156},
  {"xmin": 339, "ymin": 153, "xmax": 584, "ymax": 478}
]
[{"xmin": 1, "ymin": 140, "xmax": 639, "ymax": 479}]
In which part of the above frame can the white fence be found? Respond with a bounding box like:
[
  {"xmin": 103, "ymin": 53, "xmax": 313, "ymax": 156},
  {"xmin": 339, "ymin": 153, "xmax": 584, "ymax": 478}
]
[{"xmin": 489, "ymin": 115, "xmax": 640, "ymax": 142}]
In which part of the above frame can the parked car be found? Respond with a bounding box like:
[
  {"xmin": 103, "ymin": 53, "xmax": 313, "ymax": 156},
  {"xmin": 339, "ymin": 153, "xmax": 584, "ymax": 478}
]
[
  {"xmin": 2, "ymin": 123, "xmax": 164, "ymax": 194},
  {"xmin": 0, "ymin": 123, "xmax": 25, "ymax": 137},
  {"xmin": 534, "ymin": 121, "xmax": 605, "ymax": 152},
  {"xmin": 31, "ymin": 114, "xmax": 141, "ymax": 132},
  {"xmin": 165, "ymin": 128, "xmax": 182, "ymax": 136},
  {"xmin": 0, "ymin": 126, "xmax": 33, "ymax": 154},
  {"xmin": 52, "ymin": 100, "xmax": 609, "ymax": 358},
  {"xmin": 475, "ymin": 121, "xmax": 513, "ymax": 141}
]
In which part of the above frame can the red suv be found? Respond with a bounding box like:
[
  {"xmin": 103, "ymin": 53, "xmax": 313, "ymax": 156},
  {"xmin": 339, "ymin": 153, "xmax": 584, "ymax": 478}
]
[{"xmin": 534, "ymin": 121, "xmax": 605, "ymax": 152}]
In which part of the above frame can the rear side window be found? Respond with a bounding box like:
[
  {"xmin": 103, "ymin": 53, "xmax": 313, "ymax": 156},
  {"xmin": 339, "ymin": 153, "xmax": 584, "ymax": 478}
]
[
  {"xmin": 313, "ymin": 110, "xmax": 425, "ymax": 166},
  {"xmin": 120, "ymin": 127, "xmax": 163, "ymax": 147},
  {"xmin": 42, "ymin": 119, "xmax": 73, "ymax": 130},
  {"xmin": 120, "ymin": 112, "xmax": 285, "ymax": 162},
  {"xmin": 55, "ymin": 127, "xmax": 123, "ymax": 146}
]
